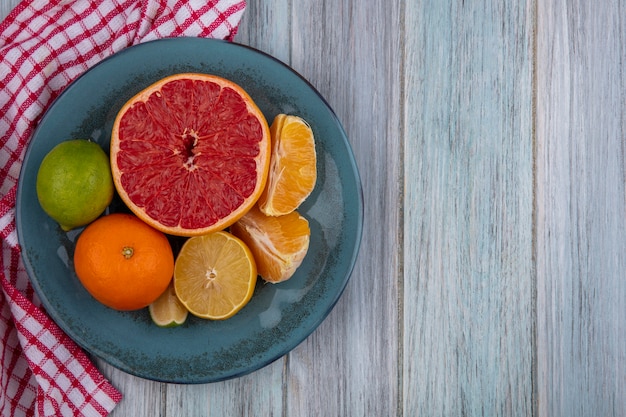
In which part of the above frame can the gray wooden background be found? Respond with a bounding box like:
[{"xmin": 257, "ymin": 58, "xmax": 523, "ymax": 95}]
[{"xmin": 1, "ymin": 1, "xmax": 623, "ymax": 416}]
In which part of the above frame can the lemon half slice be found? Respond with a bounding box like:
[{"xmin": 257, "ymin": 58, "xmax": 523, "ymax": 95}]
[{"xmin": 174, "ymin": 231, "xmax": 257, "ymax": 320}]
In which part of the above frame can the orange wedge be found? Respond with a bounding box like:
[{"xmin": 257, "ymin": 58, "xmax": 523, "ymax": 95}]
[
  {"xmin": 257, "ymin": 114, "xmax": 317, "ymax": 216},
  {"xmin": 231, "ymin": 205, "xmax": 310, "ymax": 283}
]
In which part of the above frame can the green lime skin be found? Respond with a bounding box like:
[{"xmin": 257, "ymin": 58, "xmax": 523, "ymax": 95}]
[{"xmin": 36, "ymin": 139, "xmax": 114, "ymax": 231}]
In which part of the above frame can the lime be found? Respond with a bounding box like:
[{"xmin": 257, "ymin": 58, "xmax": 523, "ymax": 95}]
[
  {"xmin": 148, "ymin": 281, "xmax": 188, "ymax": 327},
  {"xmin": 36, "ymin": 139, "xmax": 114, "ymax": 231}
]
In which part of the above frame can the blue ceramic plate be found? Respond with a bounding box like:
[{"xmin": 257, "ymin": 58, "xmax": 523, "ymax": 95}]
[{"xmin": 16, "ymin": 38, "xmax": 362, "ymax": 383}]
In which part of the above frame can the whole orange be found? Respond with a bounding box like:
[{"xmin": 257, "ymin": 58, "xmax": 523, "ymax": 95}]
[{"xmin": 74, "ymin": 213, "xmax": 174, "ymax": 311}]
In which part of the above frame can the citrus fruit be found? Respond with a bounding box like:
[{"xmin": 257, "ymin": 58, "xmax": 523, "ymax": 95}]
[
  {"xmin": 257, "ymin": 114, "xmax": 317, "ymax": 216},
  {"xmin": 110, "ymin": 73, "xmax": 271, "ymax": 237},
  {"xmin": 149, "ymin": 281, "xmax": 188, "ymax": 327},
  {"xmin": 231, "ymin": 205, "xmax": 310, "ymax": 283},
  {"xmin": 36, "ymin": 139, "xmax": 114, "ymax": 231},
  {"xmin": 73, "ymin": 213, "xmax": 174, "ymax": 311},
  {"xmin": 174, "ymin": 231, "xmax": 257, "ymax": 320}
]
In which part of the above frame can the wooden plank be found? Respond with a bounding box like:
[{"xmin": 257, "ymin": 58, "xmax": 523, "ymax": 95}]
[
  {"xmin": 98, "ymin": 363, "xmax": 164, "ymax": 417},
  {"xmin": 163, "ymin": 3, "xmax": 290, "ymax": 416},
  {"xmin": 535, "ymin": 1, "xmax": 626, "ymax": 416},
  {"xmin": 403, "ymin": 1, "xmax": 535, "ymax": 415},
  {"xmin": 0, "ymin": 2, "xmax": 16, "ymax": 20},
  {"xmin": 283, "ymin": 0, "xmax": 403, "ymax": 415},
  {"xmin": 236, "ymin": 0, "xmax": 292, "ymax": 64},
  {"xmin": 163, "ymin": 361, "xmax": 285, "ymax": 417}
]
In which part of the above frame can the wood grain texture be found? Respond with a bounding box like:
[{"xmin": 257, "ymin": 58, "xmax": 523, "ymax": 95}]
[
  {"xmin": 97, "ymin": 363, "xmax": 164, "ymax": 417},
  {"xmin": 3, "ymin": 0, "xmax": 626, "ymax": 415},
  {"xmin": 535, "ymin": 1, "xmax": 626, "ymax": 416},
  {"xmin": 236, "ymin": 0, "xmax": 291, "ymax": 63},
  {"xmin": 164, "ymin": 361, "xmax": 285, "ymax": 417},
  {"xmin": 403, "ymin": 1, "xmax": 535, "ymax": 415},
  {"xmin": 0, "ymin": 4, "xmax": 14, "ymax": 21},
  {"xmin": 270, "ymin": 1, "xmax": 403, "ymax": 415}
]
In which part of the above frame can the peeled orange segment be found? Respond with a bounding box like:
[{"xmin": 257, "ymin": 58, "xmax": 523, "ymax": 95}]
[
  {"xmin": 149, "ymin": 281, "xmax": 188, "ymax": 328},
  {"xmin": 258, "ymin": 114, "xmax": 317, "ymax": 216},
  {"xmin": 110, "ymin": 73, "xmax": 271, "ymax": 237},
  {"xmin": 231, "ymin": 205, "xmax": 310, "ymax": 283},
  {"xmin": 174, "ymin": 231, "xmax": 257, "ymax": 320}
]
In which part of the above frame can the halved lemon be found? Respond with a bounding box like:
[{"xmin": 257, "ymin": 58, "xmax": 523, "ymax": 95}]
[{"xmin": 174, "ymin": 231, "xmax": 257, "ymax": 320}]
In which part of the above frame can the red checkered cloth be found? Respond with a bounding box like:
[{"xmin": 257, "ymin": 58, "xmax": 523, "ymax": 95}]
[{"xmin": 0, "ymin": 0, "xmax": 246, "ymax": 416}]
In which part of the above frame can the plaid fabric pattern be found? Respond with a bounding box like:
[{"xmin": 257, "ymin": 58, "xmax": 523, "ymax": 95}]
[{"xmin": 0, "ymin": 1, "xmax": 246, "ymax": 415}]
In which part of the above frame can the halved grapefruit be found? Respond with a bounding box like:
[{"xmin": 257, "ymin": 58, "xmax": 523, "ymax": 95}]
[{"xmin": 110, "ymin": 73, "xmax": 271, "ymax": 236}]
